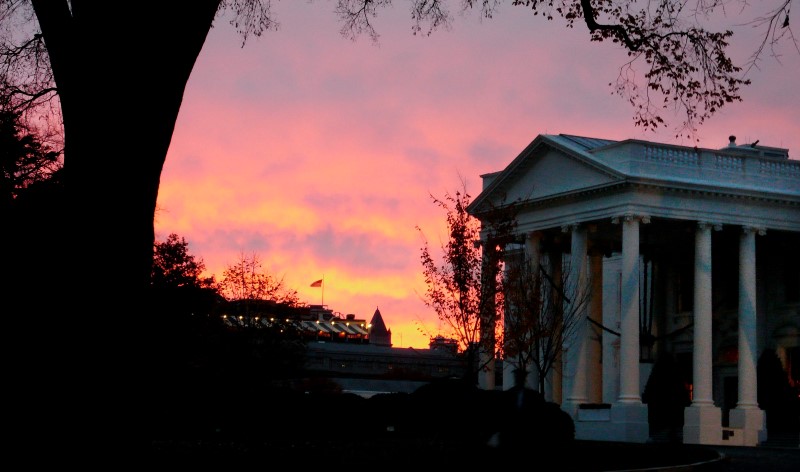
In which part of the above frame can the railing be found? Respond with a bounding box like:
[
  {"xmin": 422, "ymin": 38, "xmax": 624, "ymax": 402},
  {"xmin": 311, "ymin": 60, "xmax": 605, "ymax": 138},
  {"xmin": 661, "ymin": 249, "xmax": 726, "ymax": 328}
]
[{"xmin": 630, "ymin": 143, "xmax": 800, "ymax": 192}]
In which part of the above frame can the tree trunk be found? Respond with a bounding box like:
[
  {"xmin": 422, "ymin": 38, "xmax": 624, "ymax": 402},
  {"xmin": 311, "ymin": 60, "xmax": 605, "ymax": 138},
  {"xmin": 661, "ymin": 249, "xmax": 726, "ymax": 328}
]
[{"xmin": 11, "ymin": 2, "xmax": 220, "ymax": 461}]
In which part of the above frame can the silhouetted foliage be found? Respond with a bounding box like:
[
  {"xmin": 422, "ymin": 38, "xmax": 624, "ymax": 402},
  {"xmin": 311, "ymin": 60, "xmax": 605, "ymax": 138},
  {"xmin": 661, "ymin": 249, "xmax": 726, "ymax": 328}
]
[
  {"xmin": 417, "ymin": 184, "xmax": 489, "ymax": 383},
  {"xmin": 0, "ymin": 106, "xmax": 61, "ymax": 207},
  {"xmin": 390, "ymin": 376, "xmax": 575, "ymax": 448},
  {"xmin": 758, "ymin": 348, "xmax": 799, "ymax": 432},
  {"xmin": 3, "ymin": 104, "xmax": 63, "ymax": 269},
  {"xmin": 364, "ymin": 391, "xmax": 412, "ymax": 433},
  {"xmin": 219, "ymin": 251, "xmax": 300, "ymax": 307},
  {"xmin": 643, "ymin": 353, "xmax": 691, "ymax": 441},
  {"xmin": 417, "ymin": 179, "xmax": 519, "ymax": 385},
  {"xmin": 147, "ymin": 236, "xmax": 309, "ymax": 441},
  {"xmin": 337, "ymin": 0, "xmax": 779, "ymax": 135},
  {"xmin": 150, "ymin": 233, "xmax": 221, "ymax": 329},
  {"xmin": 152, "ymin": 233, "xmax": 216, "ymax": 290},
  {"xmin": 152, "ymin": 381, "xmax": 747, "ymax": 471}
]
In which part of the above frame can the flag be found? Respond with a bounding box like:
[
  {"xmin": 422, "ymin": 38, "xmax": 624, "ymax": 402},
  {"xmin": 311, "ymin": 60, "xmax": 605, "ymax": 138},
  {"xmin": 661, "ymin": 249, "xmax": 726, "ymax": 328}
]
[{"xmin": 310, "ymin": 279, "xmax": 323, "ymax": 288}]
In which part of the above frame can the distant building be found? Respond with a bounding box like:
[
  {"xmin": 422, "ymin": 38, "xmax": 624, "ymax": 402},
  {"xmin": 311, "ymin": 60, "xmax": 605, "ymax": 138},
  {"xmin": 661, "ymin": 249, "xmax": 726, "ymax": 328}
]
[
  {"xmin": 219, "ymin": 301, "xmax": 467, "ymax": 396},
  {"xmin": 221, "ymin": 301, "xmax": 370, "ymax": 343},
  {"xmin": 303, "ymin": 306, "xmax": 466, "ymax": 396},
  {"xmin": 468, "ymin": 133, "xmax": 799, "ymax": 448}
]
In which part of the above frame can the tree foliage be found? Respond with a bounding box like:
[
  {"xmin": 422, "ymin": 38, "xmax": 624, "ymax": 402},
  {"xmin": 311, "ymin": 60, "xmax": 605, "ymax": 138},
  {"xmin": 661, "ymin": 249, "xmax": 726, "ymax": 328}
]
[
  {"xmin": 148, "ymin": 237, "xmax": 306, "ymax": 441},
  {"xmin": 150, "ymin": 232, "xmax": 221, "ymax": 322},
  {"xmin": 758, "ymin": 348, "xmax": 800, "ymax": 432},
  {"xmin": 219, "ymin": 251, "xmax": 300, "ymax": 306},
  {"xmin": 417, "ymin": 180, "xmax": 518, "ymax": 382},
  {"xmin": 152, "ymin": 233, "xmax": 216, "ymax": 290},
  {"xmin": 0, "ymin": 103, "xmax": 60, "ymax": 207},
  {"xmin": 335, "ymin": 0, "xmax": 797, "ymax": 136},
  {"xmin": 417, "ymin": 186, "xmax": 485, "ymax": 352}
]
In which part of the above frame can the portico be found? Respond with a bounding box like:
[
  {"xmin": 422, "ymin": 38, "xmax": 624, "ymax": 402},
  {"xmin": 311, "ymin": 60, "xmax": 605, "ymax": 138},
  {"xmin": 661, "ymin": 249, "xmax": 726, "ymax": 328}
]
[{"xmin": 468, "ymin": 134, "xmax": 800, "ymax": 447}]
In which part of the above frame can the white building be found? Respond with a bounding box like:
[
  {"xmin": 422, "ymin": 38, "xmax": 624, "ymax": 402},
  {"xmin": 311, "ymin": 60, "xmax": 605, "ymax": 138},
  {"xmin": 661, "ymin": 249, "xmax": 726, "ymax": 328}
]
[{"xmin": 468, "ymin": 133, "xmax": 799, "ymax": 447}]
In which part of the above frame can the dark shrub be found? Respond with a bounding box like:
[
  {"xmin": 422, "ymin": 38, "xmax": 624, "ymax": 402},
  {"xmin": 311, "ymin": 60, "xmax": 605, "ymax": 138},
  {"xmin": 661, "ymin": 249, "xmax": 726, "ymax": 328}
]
[
  {"xmin": 366, "ymin": 392, "xmax": 412, "ymax": 433},
  {"xmin": 491, "ymin": 388, "xmax": 571, "ymax": 449},
  {"xmin": 758, "ymin": 348, "xmax": 799, "ymax": 432},
  {"xmin": 536, "ymin": 401, "xmax": 575, "ymax": 442},
  {"xmin": 643, "ymin": 353, "xmax": 690, "ymax": 440}
]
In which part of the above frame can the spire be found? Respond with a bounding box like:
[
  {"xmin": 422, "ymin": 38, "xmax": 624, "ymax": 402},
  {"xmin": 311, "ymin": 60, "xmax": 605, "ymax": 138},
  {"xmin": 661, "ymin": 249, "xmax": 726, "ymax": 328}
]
[{"xmin": 368, "ymin": 306, "xmax": 392, "ymax": 347}]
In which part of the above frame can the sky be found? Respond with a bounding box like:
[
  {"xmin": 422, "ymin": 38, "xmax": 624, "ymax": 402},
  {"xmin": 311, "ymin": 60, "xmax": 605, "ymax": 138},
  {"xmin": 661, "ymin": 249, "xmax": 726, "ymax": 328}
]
[{"xmin": 155, "ymin": 2, "xmax": 800, "ymax": 350}]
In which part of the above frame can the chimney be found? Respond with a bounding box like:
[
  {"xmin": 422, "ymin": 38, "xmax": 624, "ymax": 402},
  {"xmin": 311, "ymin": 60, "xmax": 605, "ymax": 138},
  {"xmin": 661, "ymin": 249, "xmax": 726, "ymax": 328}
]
[{"xmin": 728, "ymin": 135, "xmax": 737, "ymax": 148}]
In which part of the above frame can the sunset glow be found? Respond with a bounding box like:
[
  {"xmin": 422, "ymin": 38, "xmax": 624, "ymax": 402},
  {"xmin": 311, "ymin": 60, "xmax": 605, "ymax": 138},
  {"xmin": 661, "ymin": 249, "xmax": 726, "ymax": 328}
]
[{"xmin": 156, "ymin": 3, "xmax": 800, "ymax": 349}]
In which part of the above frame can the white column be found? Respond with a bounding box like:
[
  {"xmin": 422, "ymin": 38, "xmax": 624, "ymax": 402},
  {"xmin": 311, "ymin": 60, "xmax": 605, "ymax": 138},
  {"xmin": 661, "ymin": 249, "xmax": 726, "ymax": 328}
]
[
  {"xmin": 737, "ymin": 226, "xmax": 759, "ymax": 409},
  {"xmin": 563, "ymin": 224, "xmax": 589, "ymax": 415},
  {"xmin": 607, "ymin": 214, "xmax": 648, "ymax": 443},
  {"xmin": 588, "ymin": 249, "xmax": 604, "ymax": 403},
  {"xmin": 618, "ymin": 215, "xmax": 641, "ymax": 403},
  {"xmin": 692, "ymin": 222, "xmax": 714, "ymax": 407},
  {"xmin": 729, "ymin": 226, "xmax": 766, "ymax": 446},
  {"xmin": 548, "ymin": 250, "xmax": 563, "ymax": 404},
  {"xmin": 684, "ymin": 221, "xmax": 722, "ymax": 445}
]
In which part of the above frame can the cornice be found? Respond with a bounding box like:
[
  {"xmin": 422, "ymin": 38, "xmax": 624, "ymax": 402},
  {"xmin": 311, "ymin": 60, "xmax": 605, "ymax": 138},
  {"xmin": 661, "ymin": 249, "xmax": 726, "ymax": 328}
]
[{"xmin": 515, "ymin": 179, "xmax": 799, "ymax": 209}]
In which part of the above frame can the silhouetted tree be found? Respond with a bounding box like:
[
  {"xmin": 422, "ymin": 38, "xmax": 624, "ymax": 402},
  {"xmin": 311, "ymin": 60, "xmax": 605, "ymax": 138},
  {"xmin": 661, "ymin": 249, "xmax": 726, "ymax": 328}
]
[
  {"xmin": 1, "ymin": 101, "xmax": 63, "ymax": 298},
  {"xmin": 149, "ymin": 232, "xmax": 221, "ymax": 345},
  {"xmin": 417, "ymin": 184, "xmax": 487, "ymax": 384},
  {"xmin": 149, "ymin": 239, "xmax": 307, "ymax": 441},
  {"xmin": 152, "ymin": 233, "xmax": 215, "ymax": 290},
  {"xmin": 0, "ymin": 104, "xmax": 61, "ymax": 207},
  {"xmin": 219, "ymin": 251, "xmax": 299, "ymax": 307},
  {"xmin": 417, "ymin": 179, "xmax": 517, "ymax": 385}
]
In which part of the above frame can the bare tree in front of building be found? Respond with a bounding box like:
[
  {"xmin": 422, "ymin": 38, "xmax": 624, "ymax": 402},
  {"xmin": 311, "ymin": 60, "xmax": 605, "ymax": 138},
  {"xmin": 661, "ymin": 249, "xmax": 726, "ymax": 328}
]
[{"xmin": 501, "ymin": 247, "xmax": 592, "ymax": 395}]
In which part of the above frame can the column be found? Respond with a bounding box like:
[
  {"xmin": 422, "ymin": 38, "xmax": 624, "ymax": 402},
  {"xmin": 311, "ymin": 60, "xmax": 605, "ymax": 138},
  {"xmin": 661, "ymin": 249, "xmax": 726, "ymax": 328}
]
[
  {"xmin": 692, "ymin": 221, "xmax": 714, "ymax": 407},
  {"xmin": 730, "ymin": 226, "xmax": 766, "ymax": 445},
  {"xmin": 684, "ymin": 221, "xmax": 722, "ymax": 445},
  {"xmin": 547, "ymin": 249, "xmax": 563, "ymax": 404},
  {"xmin": 588, "ymin": 248, "xmax": 604, "ymax": 403},
  {"xmin": 609, "ymin": 214, "xmax": 649, "ymax": 443},
  {"xmin": 618, "ymin": 215, "xmax": 641, "ymax": 403},
  {"xmin": 563, "ymin": 224, "xmax": 589, "ymax": 416}
]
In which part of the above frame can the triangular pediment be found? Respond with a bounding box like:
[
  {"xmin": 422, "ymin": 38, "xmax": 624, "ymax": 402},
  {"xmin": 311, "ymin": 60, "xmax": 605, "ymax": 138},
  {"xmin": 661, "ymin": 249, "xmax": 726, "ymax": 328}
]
[{"xmin": 472, "ymin": 135, "xmax": 623, "ymax": 212}]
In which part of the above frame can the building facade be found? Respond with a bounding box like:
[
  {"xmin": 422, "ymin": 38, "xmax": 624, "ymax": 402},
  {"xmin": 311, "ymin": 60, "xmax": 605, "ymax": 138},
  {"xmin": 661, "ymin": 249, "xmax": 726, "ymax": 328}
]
[{"xmin": 467, "ymin": 134, "xmax": 799, "ymax": 447}]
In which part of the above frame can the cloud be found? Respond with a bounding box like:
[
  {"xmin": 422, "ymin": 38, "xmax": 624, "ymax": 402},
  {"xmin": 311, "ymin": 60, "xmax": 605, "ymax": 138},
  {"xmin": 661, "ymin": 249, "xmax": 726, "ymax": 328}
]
[{"xmin": 158, "ymin": 1, "xmax": 800, "ymax": 349}]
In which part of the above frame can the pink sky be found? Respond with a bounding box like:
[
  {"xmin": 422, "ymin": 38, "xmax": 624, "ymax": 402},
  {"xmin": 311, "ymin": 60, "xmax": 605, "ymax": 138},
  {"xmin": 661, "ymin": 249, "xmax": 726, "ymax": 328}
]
[{"xmin": 156, "ymin": 3, "xmax": 800, "ymax": 349}]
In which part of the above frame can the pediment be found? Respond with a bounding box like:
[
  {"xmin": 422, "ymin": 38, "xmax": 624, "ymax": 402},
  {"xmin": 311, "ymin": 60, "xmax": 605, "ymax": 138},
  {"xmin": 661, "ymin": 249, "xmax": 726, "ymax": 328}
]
[{"xmin": 478, "ymin": 142, "xmax": 622, "ymax": 209}]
